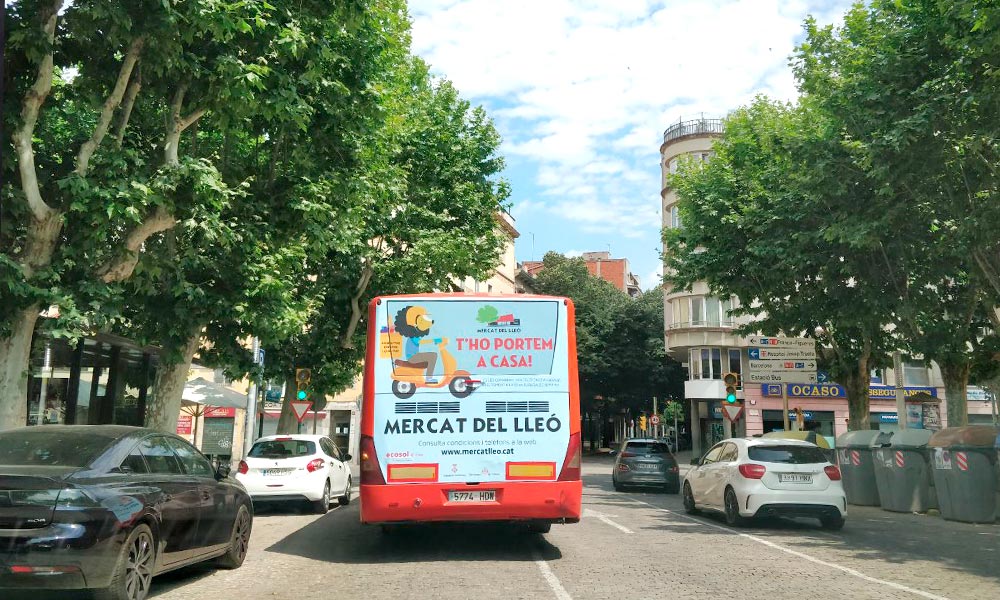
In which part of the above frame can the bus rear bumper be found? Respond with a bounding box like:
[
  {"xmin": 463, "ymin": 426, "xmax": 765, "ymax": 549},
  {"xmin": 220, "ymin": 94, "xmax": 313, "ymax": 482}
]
[{"xmin": 360, "ymin": 481, "xmax": 582, "ymax": 524}]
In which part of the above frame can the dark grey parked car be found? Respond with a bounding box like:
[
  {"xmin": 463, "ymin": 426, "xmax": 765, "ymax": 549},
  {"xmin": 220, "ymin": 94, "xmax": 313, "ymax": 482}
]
[{"xmin": 611, "ymin": 439, "xmax": 680, "ymax": 493}]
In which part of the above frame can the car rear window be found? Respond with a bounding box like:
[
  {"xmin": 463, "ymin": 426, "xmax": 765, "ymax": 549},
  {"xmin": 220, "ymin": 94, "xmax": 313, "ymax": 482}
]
[
  {"xmin": 749, "ymin": 445, "xmax": 827, "ymax": 464},
  {"xmin": 0, "ymin": 430, "xmax": 116, "ymax": 467},
  {"xmin": 626, "ymin": 442, "xmax": 671, "ymax": 454},
  {"xmin": 250, "ymin": 439, "xmax": 316, "ymax": 458}
]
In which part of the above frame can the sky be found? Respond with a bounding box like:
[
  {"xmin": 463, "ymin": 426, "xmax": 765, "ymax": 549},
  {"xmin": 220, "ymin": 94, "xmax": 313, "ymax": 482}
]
[{"xmin": 408, "ymin": 0, "xmax": 854, "ymax": 291}]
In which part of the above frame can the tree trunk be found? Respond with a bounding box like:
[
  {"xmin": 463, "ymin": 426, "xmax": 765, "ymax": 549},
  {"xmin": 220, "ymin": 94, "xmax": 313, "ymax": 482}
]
[
  {"xmin": 145, "ymin": 325, "xmax": 203, "ymax": 432},
  {"xmin": 940, "ymin": 360, "xmax": 970, "ymax": 428},
  {"xmin": 0, "ymin": 306, "xmax": 43, "ymax": 431},
  {"xmin": 276, "ymin": 376, "xmax": 299, "ymax": 434},
  {"xmin": 841, "ymin": 354, "xmax": 872, "ymax": 431}
]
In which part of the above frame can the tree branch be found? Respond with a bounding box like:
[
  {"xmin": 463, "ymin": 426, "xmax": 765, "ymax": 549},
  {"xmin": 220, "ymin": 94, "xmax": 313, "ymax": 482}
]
[
  {"xmin": 96, "ymin": 206, "xmax": 177, "ymax": 283},
  {"xmin": 178, "ymin": 107, "xmax": 206, "ymax": 132},
  {"xmin": 75, "ymin": 36, "xmax": 144, "ymax": 175},
  {"xmin": 973, "ymin": 249, "xmax": 1000, "ymax": 300},
  {"xmin": 114, "ymin": 65, "xmax": 142, "ymax": 148},
  {"xmin": 11, "ymin": 0, "xmax": 63, "ymax": 222},
  {"xmin": 340, "ymin": 262, "xmax": 375, "ymax": 349}
]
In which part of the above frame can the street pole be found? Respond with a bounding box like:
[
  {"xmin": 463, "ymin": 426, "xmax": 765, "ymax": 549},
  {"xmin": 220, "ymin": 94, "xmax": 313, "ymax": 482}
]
[
  {"xmin": 243, "ymin": 337, "xmax": 261, "ymax": 460},
  {"xmin": 653, "ymin": 396, "xmax": 658, "ymax": 438},
  {"xmin": 673, "ymin": 409, "xmax": 679, "ymax": 454},
  {"xmin": 782, "ymin": 385, "xmax": 790, "ymax": 431},
  {"xmin": 893, "ymin": 351, "xmax": 907, "ymax": 430}
]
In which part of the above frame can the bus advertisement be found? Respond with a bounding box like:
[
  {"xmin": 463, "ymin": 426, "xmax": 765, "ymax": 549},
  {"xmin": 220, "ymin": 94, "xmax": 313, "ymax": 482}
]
[{"xmin": 359, "ymin": 294, "xmax": 582, "ymax": 530}]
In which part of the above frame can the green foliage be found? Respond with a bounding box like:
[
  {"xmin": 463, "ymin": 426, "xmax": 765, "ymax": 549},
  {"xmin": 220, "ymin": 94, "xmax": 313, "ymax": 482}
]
[
  {"xmin": 530, "ymin": 252, "xmax": 683, "ymax": 414},
  {"xmin": 477, "ymin": 305, "xmax": 500, "ymax": 324}
]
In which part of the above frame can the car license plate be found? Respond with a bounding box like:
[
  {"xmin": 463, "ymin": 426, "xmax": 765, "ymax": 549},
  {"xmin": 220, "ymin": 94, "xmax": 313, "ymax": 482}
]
[
  {"xmin": 636, "ymin": 463, "xmax": 659, "ymax": 471},
  {"xmin": 779, "ymin": 473, "xmax": 812, "ymax": 483},
  {"xmin": 448, "ymin": 490, "xmax": 496, "ymax": 502},
  {"xmin": 263, "ymin": 468, "xmax": 293, "ymax": 476}
]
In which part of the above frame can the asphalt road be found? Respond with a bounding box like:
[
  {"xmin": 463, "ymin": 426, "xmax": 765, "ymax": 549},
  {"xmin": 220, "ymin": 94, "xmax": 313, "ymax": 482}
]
[{"xmin": 20, "ymin": 457, "xmax": 1000, "ymax": 600}]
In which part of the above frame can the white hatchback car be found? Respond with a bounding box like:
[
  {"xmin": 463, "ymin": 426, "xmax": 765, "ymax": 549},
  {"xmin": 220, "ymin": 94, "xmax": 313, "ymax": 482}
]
[
  {"xmin": 682, "ymin": 437, "xmax": 846, "ymax": 530},
  {"xmin": 237, "ymin": 435, "xmax": 352, "ymax": 513}
]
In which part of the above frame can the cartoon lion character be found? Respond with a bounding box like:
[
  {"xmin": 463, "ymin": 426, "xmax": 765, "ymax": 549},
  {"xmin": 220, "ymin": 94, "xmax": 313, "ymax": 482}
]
[{"xmin": 393, "ymin": 305, "xmax": 439, "ymax": 383}]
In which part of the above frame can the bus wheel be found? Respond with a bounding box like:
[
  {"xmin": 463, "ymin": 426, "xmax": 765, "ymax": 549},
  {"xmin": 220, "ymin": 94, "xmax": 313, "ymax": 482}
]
[
  {"xmin": 526, "ymin": 521, "xmax": 551, "ymax": 534},
  {"xmin": 449, "ymin": 376, "xmax": 474, "ymax": 398},
  {"xmin": 392, "ymin": 380, "xmax": 416, "ymax": 399}
]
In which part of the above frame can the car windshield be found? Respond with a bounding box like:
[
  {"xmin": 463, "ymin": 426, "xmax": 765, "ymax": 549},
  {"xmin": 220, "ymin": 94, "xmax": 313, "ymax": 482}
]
[
  {"xmin": 0, "ymin": 430, "xmax": 116, "ymax": 467},
  {"xmin": 749, "ymin": 445, "xmax": 827, "ymax": 464},
  {"xmin": 626, "ymin": 442, "xmax": 671, "ymax": 454},
  {"xmin": 249, "ymin": 439, "xmax": 315, "ymax": 458}
]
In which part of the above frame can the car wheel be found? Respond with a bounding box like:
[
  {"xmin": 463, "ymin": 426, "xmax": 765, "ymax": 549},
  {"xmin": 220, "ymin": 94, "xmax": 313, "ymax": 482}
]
[
  {"xmin": 338, "ymin": 476, "xmax": 352, "ymax": 506},
  {"xmin": 314, "ymin": 481, "xmax": 331, "ymax": 514},
  {"xmin": 95, "ymin": 523, "xmax": 155, "ymax": 600},
  {"xmin": 664, "ymin": 479, "xmax": 680, "ymax": 495},
  {"xmin": 682, "ymin": 482, "xmax": 698, "ymax": 514},
  {"xmin": 820, "ymin": 514, "xmax": 845, "ymax": 531},
  {"xmin": 724, "ymin": 487, "xmax": 749, "ymax": 527},
  {"xmin": 214, "ymin": 504, "xmax": 252, "ymax": 569}
]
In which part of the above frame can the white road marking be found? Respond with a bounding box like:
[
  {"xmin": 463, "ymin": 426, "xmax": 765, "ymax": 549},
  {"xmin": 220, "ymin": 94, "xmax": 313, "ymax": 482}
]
[
  {"xmin": 634, "ymin": 500, "xmax": 950, "ymax": 600},
  {"xmin": 583, "ymin": 508, "xmax": 634, "ymax": 534},
  {"xmin": 533, "ymin": 551, "xmax": 573, "ymax": 600}
]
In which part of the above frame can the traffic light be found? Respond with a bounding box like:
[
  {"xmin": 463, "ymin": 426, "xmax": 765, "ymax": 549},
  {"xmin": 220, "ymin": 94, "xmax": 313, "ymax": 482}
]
[
  {"xmin": 295, "ymin": 368, "xmax": 312, "ymax": 401},
  {"xmin": 723, "ymin": 372, "xmax": 739, "ymax": 404},
  {"xmin": 639, "ymin": 415, "xmax": 647, "ymax": 431}
]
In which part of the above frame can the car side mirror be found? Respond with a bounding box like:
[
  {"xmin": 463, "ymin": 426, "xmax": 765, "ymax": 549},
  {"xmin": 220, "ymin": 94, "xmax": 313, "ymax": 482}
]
[
  {"xmin": 343, "ymin": 453, "xmax": 352, "ymax": 461},
  {"xmin": 216, "ymin": 463, "xmax": 232, "ymax": 479}
]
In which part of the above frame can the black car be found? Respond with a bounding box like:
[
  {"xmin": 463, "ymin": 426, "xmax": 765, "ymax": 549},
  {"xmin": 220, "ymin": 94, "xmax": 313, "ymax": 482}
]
[{"xmin": 0, "ymin": 425, "xmax": 253, "ymax": 600}]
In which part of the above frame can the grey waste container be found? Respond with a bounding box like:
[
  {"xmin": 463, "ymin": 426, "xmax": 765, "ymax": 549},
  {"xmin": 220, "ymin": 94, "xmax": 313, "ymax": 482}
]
[
  {"xmin": 928, "ymin": 426, "xmax": 1000, "ymax": 523},
  {"xmin": 872, "ymin": 429, "xmax": 937, "ymax": 513},
  {"xmin": 836, "ymin": 430, "xmax": 891, "ymax": 506}
]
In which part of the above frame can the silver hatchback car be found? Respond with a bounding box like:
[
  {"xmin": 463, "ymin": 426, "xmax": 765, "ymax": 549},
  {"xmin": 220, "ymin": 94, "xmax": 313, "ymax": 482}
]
[{"xmin": 611, "ymin": 438, "xmax": 680, "ymax": 493}]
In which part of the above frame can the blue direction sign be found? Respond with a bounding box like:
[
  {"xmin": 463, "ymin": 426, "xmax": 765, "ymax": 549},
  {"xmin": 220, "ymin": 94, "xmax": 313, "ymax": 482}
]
[
  {"xmin": 749, "ymin": 348, "xmax": 761, "ymax": 360},
  {"xmin": 817, "ymin": 370, "xmax": 830, "ymax": 383}
]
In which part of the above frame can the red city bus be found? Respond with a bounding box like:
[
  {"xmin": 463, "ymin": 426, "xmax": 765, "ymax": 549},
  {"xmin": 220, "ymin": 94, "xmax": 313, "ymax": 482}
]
[{"xmin": 359, "ymin": 294, "xmax": 582, "ymax": 532}]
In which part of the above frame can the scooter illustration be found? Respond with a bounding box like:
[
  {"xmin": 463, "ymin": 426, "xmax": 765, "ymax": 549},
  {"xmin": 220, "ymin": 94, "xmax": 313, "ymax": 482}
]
[{"xmin": 391, "ymin": 337, "xmax": 478, "ymax": 399}]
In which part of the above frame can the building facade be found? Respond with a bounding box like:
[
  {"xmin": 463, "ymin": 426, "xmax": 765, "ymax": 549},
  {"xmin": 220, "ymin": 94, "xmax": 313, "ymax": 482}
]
[
  {"xmin": 459, "ymin": 210, "xmax": 520, "ymax": 294},
  {"xmin": 522, "ymin": 251, "xmax": 641, "ymax": 297},
  {"xmin": 659, "ymin": 116, "xmax": 995, "ymax": 456}
]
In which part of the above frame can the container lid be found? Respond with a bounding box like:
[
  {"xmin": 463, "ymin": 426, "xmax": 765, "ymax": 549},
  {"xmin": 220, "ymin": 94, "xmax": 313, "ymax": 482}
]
[
  {"xmin": 836, "ymin": 430, "xmax": 890, "ymax": 448},
  {"xmin": 889, "ymin": 429, "xmax": 933, "ymax": 448},
  {"xmin": 928, "ymin": 426, "xmax": 1000, "ymax": 449}
]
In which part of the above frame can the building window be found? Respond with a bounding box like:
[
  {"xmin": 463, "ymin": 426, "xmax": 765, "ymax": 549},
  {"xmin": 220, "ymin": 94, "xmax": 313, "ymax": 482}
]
[
  {"xmin": 668, "ymin": 158, "xmax": 679, "ymax": 174},
  {"xmin": 691, "ymin": 297, "xmax": 705, "ymax": 326},
  {"xmin": 728, "ymin": 349, "xmax": 742, "ymax": 381},
  {"xmin": 690, "ymin": 347, "xmax": 725, "ymax": 380},
  {"xmin": 903, "ymin": 361, "xmax": 930, "ymax": 387},
  {"xmin": 690, "ymin": 349, "xmax": 702, "ymax": 380},
  {"xmin": 670, "ymin": 206, "xmax": 681, "ymax": 228},
  {"xmin": 706, "ymin": 297, "xmax": 721, "ymax": 326}
]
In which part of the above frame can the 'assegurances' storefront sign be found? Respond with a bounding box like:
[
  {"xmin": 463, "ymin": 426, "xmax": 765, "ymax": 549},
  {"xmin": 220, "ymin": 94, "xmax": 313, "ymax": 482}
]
[{"xmin": 761, "ymin": 383, "xmax": 938, "ymax": 399}]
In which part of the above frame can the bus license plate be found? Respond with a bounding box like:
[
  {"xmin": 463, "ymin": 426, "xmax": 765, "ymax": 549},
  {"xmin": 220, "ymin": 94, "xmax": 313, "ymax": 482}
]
[
  {"xmin": 779, "ymin": 473, "xmax": 812, "ymax": 483},
  {"xmin": 448, "ymin": 490, "xmax": 496, "ymax": 503}
]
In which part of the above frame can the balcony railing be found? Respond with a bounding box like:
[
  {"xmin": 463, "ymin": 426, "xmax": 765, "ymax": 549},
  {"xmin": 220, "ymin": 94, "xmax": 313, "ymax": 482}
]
[
  {"xmin": 663, "ymin": 118, "xmax": 724, "ymax": 145},
  {"xmin": 668, "ymin": 319, "xmax": 736, "ymax": 330}
]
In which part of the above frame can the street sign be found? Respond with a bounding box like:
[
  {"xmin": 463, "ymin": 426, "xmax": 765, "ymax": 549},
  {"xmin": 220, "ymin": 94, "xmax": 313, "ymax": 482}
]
[
  {"xmin": 650, "ymin": 415, "xmax": 660, "ymax": 426},
  {"xmin": 747, "ymin": 347, "xmax": 817, "ymax": 360},
  {"xmin": 748, "ymin": 360, "xmax": 817, "ymax": 372},
  {"xmin": 746, "ymin": 371, "xmax": 818, "ymax": 384},
  {"xmin": 746, "ymin": 336, "xmax": 816, "ymax": 349},
  {"xmin": 817, "ymin": 370, "xmax": 830, "ymax": 383},
  {"xmin": 722, "ymin": 403, "xmax": 744, "ymax": 422},
  {"xmin": 291, "ymin": 400, "xmax": 312, "ymax": 423}
]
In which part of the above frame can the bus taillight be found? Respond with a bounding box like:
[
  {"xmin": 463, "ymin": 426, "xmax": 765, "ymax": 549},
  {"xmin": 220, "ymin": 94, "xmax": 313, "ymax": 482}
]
[
  {"xmin": 557, "ymin": 432, "xmax": 582, "ymax": 481},
  {"xmin": 360, "ymin": 435, "xmax": 386, "ymax": 485}
]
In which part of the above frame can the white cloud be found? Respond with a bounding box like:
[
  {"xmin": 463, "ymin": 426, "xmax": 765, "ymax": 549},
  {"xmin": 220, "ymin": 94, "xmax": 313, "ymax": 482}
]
[{"xmin": 410, "ymin": 0, "xmax": 853, "ymax": 271}]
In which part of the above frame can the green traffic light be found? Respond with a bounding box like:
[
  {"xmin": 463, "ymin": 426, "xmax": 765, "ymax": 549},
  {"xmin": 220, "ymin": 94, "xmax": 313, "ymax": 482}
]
[
  {"xmin": 297, "ymin": 390, "xmax": 307, "ymax": 400},
  {"xmin": 726, "ymin": 393, "xmax": 737, "ymax": 403}
]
